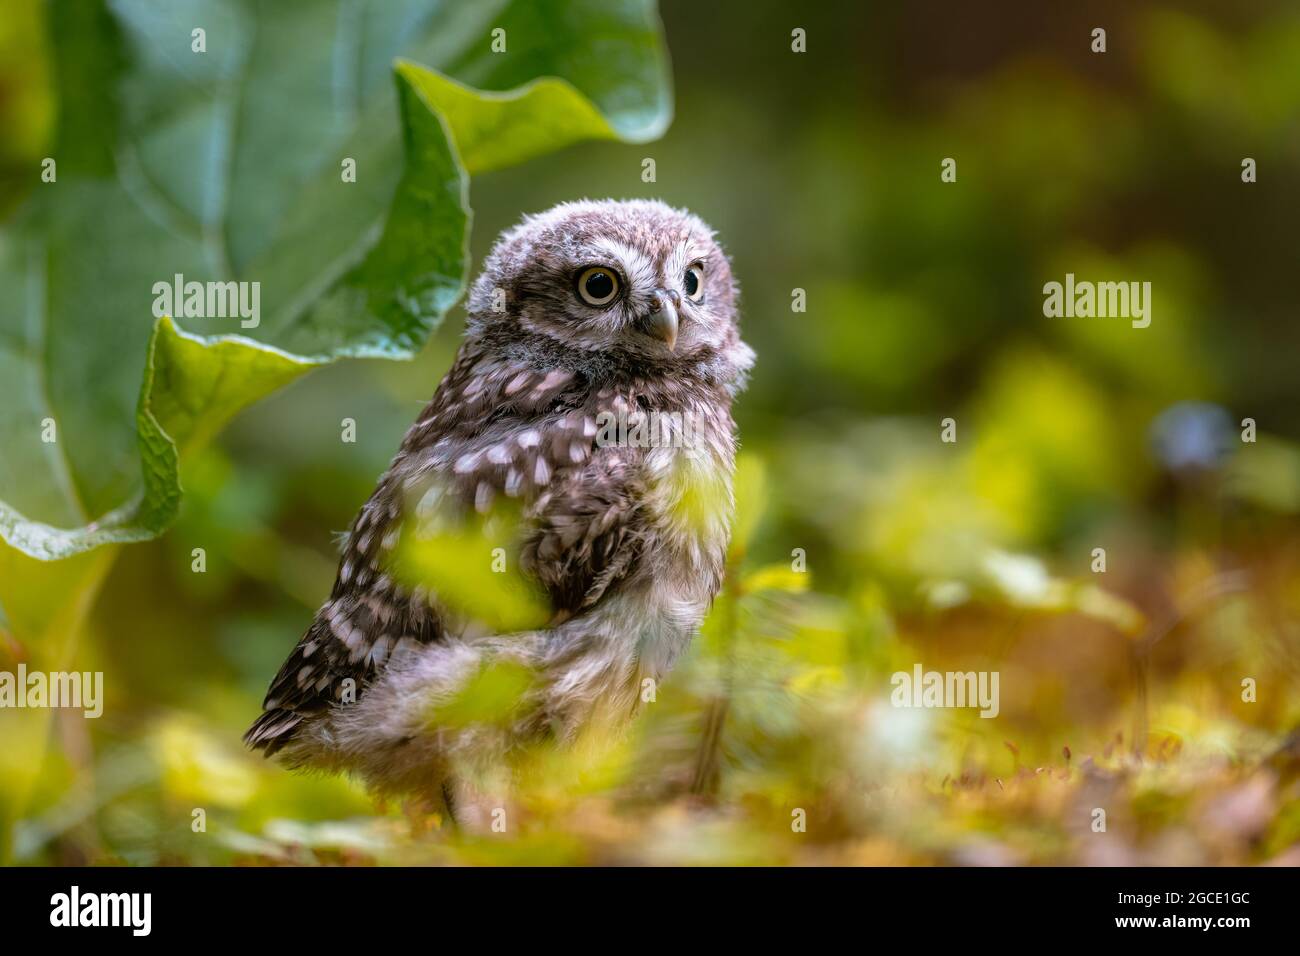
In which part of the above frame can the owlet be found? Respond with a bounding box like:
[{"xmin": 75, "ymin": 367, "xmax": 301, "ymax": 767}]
[{"xmin": 245, "ymin": 199, "xmax": 754, "ymax": 823}]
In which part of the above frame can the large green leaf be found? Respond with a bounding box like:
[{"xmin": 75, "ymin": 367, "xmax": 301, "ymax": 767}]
[{"xmin": 0, "ymin": 0, "xmax": 671, "ymax": 637}]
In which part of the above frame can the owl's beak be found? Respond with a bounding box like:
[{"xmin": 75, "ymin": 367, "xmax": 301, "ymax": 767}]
[{"xmin": 645, "ymin": 289, "xmax": 679, "ymax": 351}]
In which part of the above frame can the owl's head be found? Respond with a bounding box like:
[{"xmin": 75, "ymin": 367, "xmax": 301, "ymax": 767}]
[{"xmin": 467, "ymin": 199, "xmax": 753, "ymax": 388}]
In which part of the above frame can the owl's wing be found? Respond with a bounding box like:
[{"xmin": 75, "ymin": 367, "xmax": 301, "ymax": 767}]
[
  {"xmin": 244, "ymin": 571, "xmax": 444, "ymax": 754},
  {"xmin": 245, "ymin": 351, "xmax": 488, "ymax": 755},
  {"xmin": 246, "ymin": 349, "xmax": 644, "ymax": 755}
]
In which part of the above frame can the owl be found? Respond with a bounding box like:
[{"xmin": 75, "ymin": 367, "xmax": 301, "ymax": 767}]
[{"xmin": 245, "ymin": 199, "xmax": 754, "ymax": 824}]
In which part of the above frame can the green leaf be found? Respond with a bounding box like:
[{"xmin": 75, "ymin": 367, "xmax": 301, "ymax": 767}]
[
  {"xmin": 424, "ymin": 659, "xmax": 541, "ymax": 731},
  {"xmin": 0, "ymin": 0, "xmax": 672, "ymax": 636},
  {"xmin": 395, "ymin": 513, "xmax": 552, "ymax": 634},
  {"xmin": 741, "ymin": 563, "xmax": 811, "ymax": 595},
  {"xmin": 729, "ymin": 453, "xmax": 769, "ymax": 562}
]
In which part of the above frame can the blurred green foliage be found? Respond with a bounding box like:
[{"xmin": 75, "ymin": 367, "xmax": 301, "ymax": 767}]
[{"xmin": 2, "ymin": 1, "xmax": 1299, "ymax": 865}]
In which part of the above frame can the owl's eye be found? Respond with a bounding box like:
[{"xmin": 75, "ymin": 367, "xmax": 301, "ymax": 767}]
[
  {"xmin": 684, "ymin": 262, "xmax": 705, "ymax": 301},
  {"xmin": 576, "ymin": 266, "xmax": 621, "ymax": 307}
]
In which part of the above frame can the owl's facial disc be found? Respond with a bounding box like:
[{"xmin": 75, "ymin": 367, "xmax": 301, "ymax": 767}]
[
  {"xmin": 472, "ymin": 200, "xmax": 747, "ymax": 375},
  {"xmin": 568, "ymin": 248, "xmax": 697, "ymax": 353},
  {"xmin": 570, "ymin": 240, "xmax": 717, "ymax": 356}
]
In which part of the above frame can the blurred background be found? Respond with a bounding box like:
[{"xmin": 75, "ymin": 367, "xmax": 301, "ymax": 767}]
[{"xmin": 2, "ymin": 0, "xmax": 1299, "ymax": 864}]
